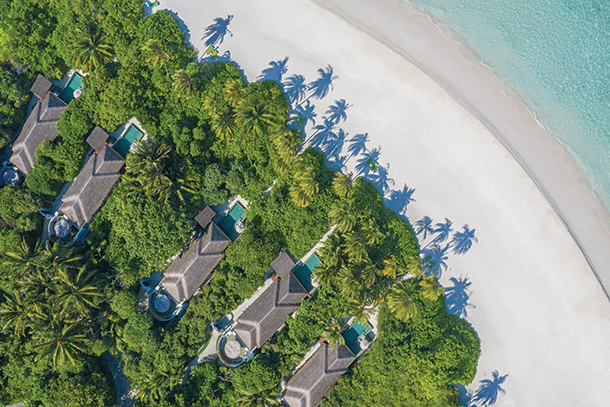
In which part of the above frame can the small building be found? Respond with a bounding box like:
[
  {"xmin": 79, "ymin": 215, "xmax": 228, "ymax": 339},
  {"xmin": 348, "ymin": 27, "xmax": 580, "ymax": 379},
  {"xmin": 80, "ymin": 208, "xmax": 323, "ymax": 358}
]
[
  {"xmin": 30, "ymin": 74, "xmax": 52, "ymax": 100},
  {"xmin": 195, "ymin": 205, "xmax": 217, "ymax": 230},
  {"xmin": 270, "ymin": 248, "xmax": 297, "ymax": 279},
  {"xmin": 160, "ymin": 221, "xmax": 231, "ymax": 305},
  {"xmin": 10, "ymin": 78, "xmax": 67, "ymax": 175},
  {"xmin": 283, "ymin": 343, "xmax": 356, "ymax": 407},
  {"xmin": 60, "ymin": 129, "xmax": 124, "ymax": 227},
  {"xmin": 233, "ymin": 270, "xmax": 308, "ymax": 351}
]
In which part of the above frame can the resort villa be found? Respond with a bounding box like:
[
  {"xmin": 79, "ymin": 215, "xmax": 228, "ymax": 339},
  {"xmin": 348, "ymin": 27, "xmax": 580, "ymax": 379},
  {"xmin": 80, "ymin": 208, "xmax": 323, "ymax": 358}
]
[
  {"xmin": 147, "ymin": 206, "xmax": 231, "ymax": 321},
  {"xmin": 283, "ymin": 343, "xmax": 356, "ymax": 407},
  {"xmin": 8, "ymin": 75, "xmax": 67, "ymax": 177},
  {"xmin": 232, "ymin": 250, "xmax": 308, "ymax": 352},
  {"xmin": 59, "ymin": 126, "xmax": 125, "ymax": 228}
]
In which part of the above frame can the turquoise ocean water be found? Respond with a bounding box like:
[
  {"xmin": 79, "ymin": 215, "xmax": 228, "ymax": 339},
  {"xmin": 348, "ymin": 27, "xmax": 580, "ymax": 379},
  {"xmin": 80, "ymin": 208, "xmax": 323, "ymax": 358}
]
[{"xmin": 408, "ymin": 0, "xmax": 610, "ymax": 208}]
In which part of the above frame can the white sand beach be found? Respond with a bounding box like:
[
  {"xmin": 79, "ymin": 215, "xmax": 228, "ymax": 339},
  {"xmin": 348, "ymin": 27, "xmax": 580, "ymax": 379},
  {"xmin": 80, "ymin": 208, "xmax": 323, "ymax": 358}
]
[{"xmin": 160, "ymin": 0, "xmax": 610, "ymax": 405}]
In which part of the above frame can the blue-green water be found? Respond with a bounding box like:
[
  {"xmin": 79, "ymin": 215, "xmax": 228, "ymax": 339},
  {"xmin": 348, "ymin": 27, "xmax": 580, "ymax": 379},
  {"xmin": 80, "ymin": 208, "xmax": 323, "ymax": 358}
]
[
  {"xmin": 408, "ymin": 0, "xmax": 610, "ymax": 208},
  {"xmin": 218, "ymin": 202, "xmax": 246, "ymax": 240},
  {"xmin": 58, "ymin": 73, "xmax": 83, "ymax": 104},
  {"xmin": 113, "ymin": 125, "xmax": 143, "ymax": 157}
]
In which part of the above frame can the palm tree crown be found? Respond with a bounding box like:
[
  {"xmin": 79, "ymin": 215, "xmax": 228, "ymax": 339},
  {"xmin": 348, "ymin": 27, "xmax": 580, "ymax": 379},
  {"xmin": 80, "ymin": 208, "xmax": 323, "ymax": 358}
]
[{"xmin": 73, "ymin": 28, "xmax": 113, "ymax": 72}]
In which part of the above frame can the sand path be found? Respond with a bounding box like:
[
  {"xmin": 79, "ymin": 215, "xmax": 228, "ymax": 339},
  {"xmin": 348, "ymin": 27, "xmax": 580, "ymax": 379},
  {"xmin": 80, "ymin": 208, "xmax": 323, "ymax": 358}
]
[{"xmin": 160, "ymin": 0, "xmax": 610, "ymax": 405}]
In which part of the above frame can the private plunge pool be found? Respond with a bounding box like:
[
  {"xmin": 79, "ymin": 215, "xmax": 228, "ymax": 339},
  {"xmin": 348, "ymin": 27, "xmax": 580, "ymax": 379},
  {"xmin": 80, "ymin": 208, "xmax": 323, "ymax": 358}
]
[
  {"xmin": 58, "ymin": 73, "xmax": 83, "ymax": 104},
  {"xmin": 112, "ymin": 124, "xmax": 144, "ymax": 157}
]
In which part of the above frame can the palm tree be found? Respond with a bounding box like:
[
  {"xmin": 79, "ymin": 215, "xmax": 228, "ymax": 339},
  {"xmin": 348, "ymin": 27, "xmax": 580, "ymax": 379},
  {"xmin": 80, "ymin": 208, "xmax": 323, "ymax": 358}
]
[
  {"xmin": 343, "ymin": 232, "xmax": 368, "ymax": 264},
  {"xmin": 235, "ymin": 387, "xmax": 280, "ymax": 407},
  {"xmin": 55, "ymin": 267, "xmax": 102, "ymax": 316},
  {"xmin": 210, "ymin": 110, "xmax": 237, "ymax": 141},
  {"xmin": 289, "ymin": 183, "xmax": 312, "ymax": 208},
  {"xmin": 224, "ymin": 78, "xmax": 246, "ymax": 107},
  {"xmin": 386, "ymin": 282, "xmax": 417, "ymax": 321},
  {"xmin": 382, "ymin": 255, "xmax": 403, "ymax": 279},
  {"xmin": 321, "ymin": 317, "xmax": 347, "ymax": 348},
  {"xmin": 172, "ymin": 69, "xmax": 197, "ymax": 98},
  {"xmin": 38, "ymin": 240, "xmax": 82, "ymax": 273},
  {"xmin": 127, "ymin": 138, "xmax": 172, "ymax": 174},
  {"xmin": 236, "ymin": 101, "xmax": 277, "ymax": 137},
  {"xmin": 0, "ymin": 290, "xmax": 34, "ymax": 337},
  {"xmin": 328, "ymin": 201, "xmax": 356, "ymax": 233},
  {"xmin": 345, "ymin": 298, "xmax": 372, "ymax": 325},
  {"xmin": 3, "ymin": 238, "xmax": 41, "ymax": 277},
  {"xmin": 33, "ymin": 320, "xmax": 88, "ymax": 367},
  {"xmin": 418, "ymin": 275, "xmax": 445, "ymax": 301},
  {"xmin": 141, "ymin": 38, "xmax": 169, "ymax": 76},
  {"xmin": 137, "ymin": 371, "xmax": 170, "ymax": 404},
  {"xmin": 73, "ymin": 28, "xmax": 113, "ymax": 73},
  {"xmin": 362, "ymin": 218, "xmax": 384, "ymax": 246},
  {"xmin": 124, "ymin": 139, "xmax": 174, "ymax": 202},
  {"xmin": 405, "ymin": 255, "xmax": 424, "ymax": 278},
  {"xmin": 332, "ymin": 172, "xmax": 353, "ymax": 199},
  {"xmin": 298, "ymin": 173, "xmax": 319, "ymax": 198}
]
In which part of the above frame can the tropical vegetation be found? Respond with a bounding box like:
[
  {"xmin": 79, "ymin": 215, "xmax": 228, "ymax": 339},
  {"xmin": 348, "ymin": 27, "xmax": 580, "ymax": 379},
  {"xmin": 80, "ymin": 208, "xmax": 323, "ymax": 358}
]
[{"xmin": 0, "ymin": 0, "xmax": 479, "ymax": 406}]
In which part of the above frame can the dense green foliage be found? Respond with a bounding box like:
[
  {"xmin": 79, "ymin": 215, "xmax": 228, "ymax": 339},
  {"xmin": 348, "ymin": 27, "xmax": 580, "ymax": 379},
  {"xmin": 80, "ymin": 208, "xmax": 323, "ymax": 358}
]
[
  {"xmin": 0, "ymin": 0, "xmax": 480, "ymax": 405},
  {"xmin": 325, "ymin": 296, "xmax": 480, "ymax": 407},
  {"xmin": 0, "ymin": 66, "xmax": 31, "ymax": 153}
]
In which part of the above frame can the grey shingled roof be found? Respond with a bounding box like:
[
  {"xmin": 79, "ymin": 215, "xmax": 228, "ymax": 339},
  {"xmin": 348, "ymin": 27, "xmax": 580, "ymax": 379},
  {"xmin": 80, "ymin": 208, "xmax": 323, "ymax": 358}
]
[
  {"xmin": 60, "ymin": 145, "xmax": 124, "ymax": 227},
  {"xmin": 195, "ymin": 206, "xmax": 216, "ymax": 229},
  {"xmin": 30, "ymin": 74, "xmax": 52, "ymax": 100},
  {"xmin": 86, "ymin": 126, "xmax": 110, "ymax": 151},
  {"xmin": 161, "ymin": 222, "xmax": 230, "ymax": 304},
  {"xmin": 234, "ymin": 272, "xmax": 307, "ymax": 350},
  {"xmin": 284, "ymin": 343, "xmax": 356, "ymax": 407},
  {"xmin": 9, "ymin": 93, "xmax": 66, "ymax": 174},
  {"xmin": 271, "ymin": 249, "xmax": 297, "ymax": 279}
]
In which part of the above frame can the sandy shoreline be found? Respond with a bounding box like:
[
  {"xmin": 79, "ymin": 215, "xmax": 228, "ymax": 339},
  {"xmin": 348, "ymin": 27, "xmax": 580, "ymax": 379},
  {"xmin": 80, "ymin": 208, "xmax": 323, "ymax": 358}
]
[
  {"xmin": 160, "ymin": 0, "xmax": 610, "ymax": 404},
  {"xmin": 317, "ymin": 0, "xmax": 610, "ymax": 299}
]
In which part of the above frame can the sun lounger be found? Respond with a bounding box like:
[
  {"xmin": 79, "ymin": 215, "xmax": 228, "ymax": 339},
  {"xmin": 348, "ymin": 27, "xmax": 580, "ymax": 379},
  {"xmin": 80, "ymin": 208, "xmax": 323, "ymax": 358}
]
[
  {"xmin": 371, "ymin": 162, "xmax": 379, "ymax": 170},
  {"xmin": 365, "ymin": 158, "xmax": 373, "ymax": 166},
  {"xmin": 205, "ymin": 45, "xmax": 214, "ymax": 54},
  {"xmin": 209, "ymin": 50, "xmax": 218, "ymax": 58}
]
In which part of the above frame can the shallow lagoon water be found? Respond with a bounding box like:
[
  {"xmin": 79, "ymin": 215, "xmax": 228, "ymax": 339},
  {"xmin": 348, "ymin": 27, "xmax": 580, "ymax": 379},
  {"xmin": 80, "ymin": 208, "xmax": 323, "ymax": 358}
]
[{"xmin": 409, "ymin": 0, "xmax": 610, "ymax": 208}]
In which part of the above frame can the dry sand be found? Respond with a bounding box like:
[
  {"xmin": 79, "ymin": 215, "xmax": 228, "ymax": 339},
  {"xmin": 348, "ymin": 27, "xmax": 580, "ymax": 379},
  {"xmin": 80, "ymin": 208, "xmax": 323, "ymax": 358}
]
[{"xmin": 160, "ymin": 0, "xmax": 610, "ymax": 405}]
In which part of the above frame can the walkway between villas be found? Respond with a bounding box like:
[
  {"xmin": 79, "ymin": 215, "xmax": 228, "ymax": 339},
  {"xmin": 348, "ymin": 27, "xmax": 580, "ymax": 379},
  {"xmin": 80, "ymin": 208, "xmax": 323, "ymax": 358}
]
[{"xmin": 104, "ymin": 352, "xmax": 136, "ymax": 407}]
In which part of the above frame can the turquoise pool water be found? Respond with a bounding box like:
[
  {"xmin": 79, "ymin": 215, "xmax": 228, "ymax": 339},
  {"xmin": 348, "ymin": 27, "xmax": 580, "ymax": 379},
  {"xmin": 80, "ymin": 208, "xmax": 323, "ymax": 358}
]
[
  {"xmin": 342, "ymin": 321, "xmax": 372, "ymax": 356},
  {"xmin": 292, "ymin": 254, "xmax": 318, "ymax": 293},
  {"xmin": 113, "ymin": 125, "xmax": 143, "ymax": 157},
  {"xmin": 218, "ymin": 202, "xmax": 246, "ymax": 240},
  {"xmin": 58, "ymin": 74, "xmax": 83, "ymax": 104},
  {"xmin": 408, "ymin": 0, "xmax": 610, "ymax": 208}
]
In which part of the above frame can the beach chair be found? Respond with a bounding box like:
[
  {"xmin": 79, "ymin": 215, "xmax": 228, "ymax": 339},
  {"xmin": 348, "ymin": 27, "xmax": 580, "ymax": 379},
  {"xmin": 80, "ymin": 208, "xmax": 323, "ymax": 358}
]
[
  {"xmin": 371, "ymin": 162, "xmax": 379, "ymax": 170},
  {"xmin": 205, "ymin": 45, "xmax": 214, "ymax": 55},
  {"xmin": 152, "ymin": 1, "xmax": 160, "ymax": 7},
  {"xmin": 209, "ymin": 50, "xmax": 218, "ymax": 58},
  {"xmin": 365, "ymin": 157, "xmax": 373, "ymax": 167}
]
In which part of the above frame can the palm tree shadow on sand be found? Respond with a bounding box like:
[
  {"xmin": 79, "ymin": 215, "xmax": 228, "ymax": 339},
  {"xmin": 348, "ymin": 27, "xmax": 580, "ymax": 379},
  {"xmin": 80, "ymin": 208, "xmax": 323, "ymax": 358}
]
[
  {"xmin": 308, "ymin": 65, "xmax": 338, "ymax": 100},
  {"xmin": 258, "ymin": 57, "xmax": 289, "ymax": 83},
  {"xmin": 384, "ymin": 183, "xmax": 416, "ymax": 218},
  {"xmin": 456, "ymin": 371, "xmax": 508, "ymax": 407},
  {"xmin": 203, "ymin": 15, "xmax": 234, "ymax": 47},
  {"xmin": 444, "ymin": 276, "xmax": 474, "ymax": 318}
]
